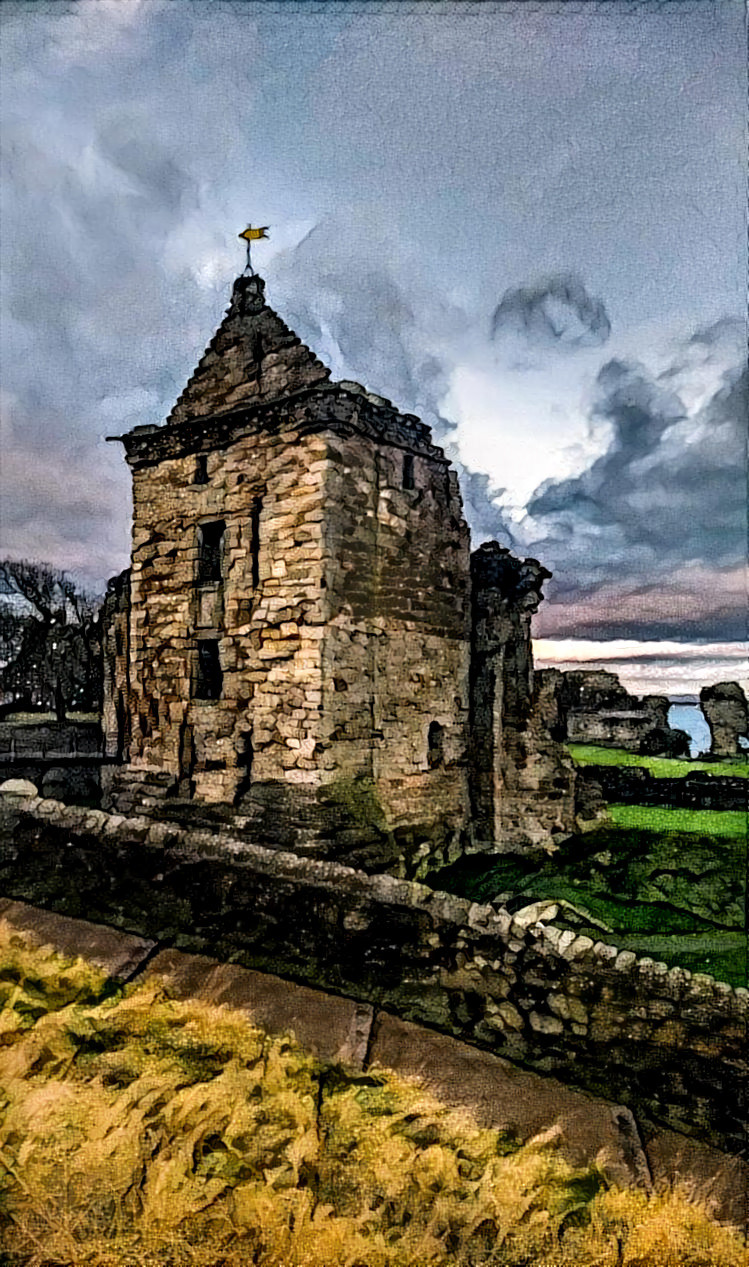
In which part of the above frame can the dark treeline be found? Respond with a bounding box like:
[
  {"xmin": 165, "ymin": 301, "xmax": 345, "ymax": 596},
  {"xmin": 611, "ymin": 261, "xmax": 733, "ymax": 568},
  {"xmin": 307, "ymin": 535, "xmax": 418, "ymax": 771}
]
[{"xmin": 0, "ymin": 560, "xmax": 102, "ymax": 721}]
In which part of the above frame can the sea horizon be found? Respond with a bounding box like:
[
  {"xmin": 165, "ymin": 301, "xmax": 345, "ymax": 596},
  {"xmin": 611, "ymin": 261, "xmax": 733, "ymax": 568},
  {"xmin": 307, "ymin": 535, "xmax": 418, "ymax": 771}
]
[{"xmin": 533, "ymin": 638, "xmax": 748, "ymax": 700}]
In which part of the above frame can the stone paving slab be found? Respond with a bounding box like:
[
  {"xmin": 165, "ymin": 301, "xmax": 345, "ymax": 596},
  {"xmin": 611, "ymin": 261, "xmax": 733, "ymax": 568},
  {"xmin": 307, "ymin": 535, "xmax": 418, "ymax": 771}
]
[
  {"xmin": 369, "ymin": 1012, "xmax": 749, "ymax": 1228},
  {"xmin": 0, "ymin": 899, "xmax": 155, "ymax": 980},
  {"xmin": 144, "ymin": 947, "xmax": 373, "ymax": 1068},
  {"xmin": 369, "ymin": 1011, "xmax": 656, "ymax": 1191},
  {"xmin": 644, "ymin": 1127, "xmax": 749, "ymax": 1230}
]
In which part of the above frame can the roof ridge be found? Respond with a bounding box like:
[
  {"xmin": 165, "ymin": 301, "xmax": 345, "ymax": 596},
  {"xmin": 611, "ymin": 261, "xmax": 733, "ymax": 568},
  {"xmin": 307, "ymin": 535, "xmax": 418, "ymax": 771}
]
[{"xmin": 166, "ymin": 273, "xmax": 330, "ymax": 426}]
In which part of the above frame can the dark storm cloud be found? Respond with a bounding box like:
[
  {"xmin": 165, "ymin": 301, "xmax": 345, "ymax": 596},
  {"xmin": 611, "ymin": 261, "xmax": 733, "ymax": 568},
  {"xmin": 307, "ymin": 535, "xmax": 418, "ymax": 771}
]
[
  {"xmin": 452, "ymin": 467, "xmax": 514, "ymax": 548},
  {"xmin": 490, "ymin": 274, "xmax": 611, "ymax": 356},
  {"xmin": 270, "ymin": 220, "xmax": 433, "ymax": 415},
  {"xmin": 0, "ymin": 0, "xmax": 743, "ymax": 648},
  {"xmin": 523, "ymin": 319, "xmax": 747, "ymax": 639},
  {"xmin": 0, "ymin": 1, "xmax": 265, "ymax": 586}
]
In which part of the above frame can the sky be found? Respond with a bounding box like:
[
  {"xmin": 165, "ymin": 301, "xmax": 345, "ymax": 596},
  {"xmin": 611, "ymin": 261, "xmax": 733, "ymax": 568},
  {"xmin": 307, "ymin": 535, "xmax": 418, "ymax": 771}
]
[{"xmin": 1, "ymin": 0, "xmax": 746, "ymax": 693}]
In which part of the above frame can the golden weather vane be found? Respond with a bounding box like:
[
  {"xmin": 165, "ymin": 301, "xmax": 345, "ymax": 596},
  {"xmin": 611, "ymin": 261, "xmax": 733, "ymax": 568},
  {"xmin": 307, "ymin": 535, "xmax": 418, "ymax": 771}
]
[{"xmin": 238, "ymin": 224, "xmax": 269, "ymax": 275}]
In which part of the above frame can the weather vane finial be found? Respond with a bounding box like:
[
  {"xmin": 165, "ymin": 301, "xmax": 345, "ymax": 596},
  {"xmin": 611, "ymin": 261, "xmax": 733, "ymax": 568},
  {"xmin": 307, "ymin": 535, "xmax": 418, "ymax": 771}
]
[{"xmin": 238, "ymin": 224, "xmax": 269, "ymax": 275}]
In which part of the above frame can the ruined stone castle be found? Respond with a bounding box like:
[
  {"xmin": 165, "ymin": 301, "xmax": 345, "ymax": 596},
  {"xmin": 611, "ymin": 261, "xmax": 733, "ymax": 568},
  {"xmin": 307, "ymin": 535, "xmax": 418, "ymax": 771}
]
[{"xmin": 104, "ymin": 270, "xmax": 576, "ymax": 873}]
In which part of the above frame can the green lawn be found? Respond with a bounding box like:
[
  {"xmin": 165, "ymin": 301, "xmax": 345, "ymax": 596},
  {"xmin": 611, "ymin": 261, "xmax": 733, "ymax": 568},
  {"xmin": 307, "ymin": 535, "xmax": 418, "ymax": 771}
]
[
  {"xmin": 567, "ymin": 742, "xmax": 749, "ymax": 779},
  {"xmin": 609, "ymin": 804, "xmax": 746, "ymax": 837},
  {"xmin": 431, "ymin": 802, "xmax": 747, "ymax": 987},
  {"xmin": 597, "ymin": 931, "xmax": 747, "ymax": 989}
]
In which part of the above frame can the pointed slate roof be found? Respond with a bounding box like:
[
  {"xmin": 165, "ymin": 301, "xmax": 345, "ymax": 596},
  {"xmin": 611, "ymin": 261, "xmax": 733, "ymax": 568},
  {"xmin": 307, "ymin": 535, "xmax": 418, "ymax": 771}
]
[{"xmin": 167, "ymin": 273, "xmax": 330, "ymax": 425}]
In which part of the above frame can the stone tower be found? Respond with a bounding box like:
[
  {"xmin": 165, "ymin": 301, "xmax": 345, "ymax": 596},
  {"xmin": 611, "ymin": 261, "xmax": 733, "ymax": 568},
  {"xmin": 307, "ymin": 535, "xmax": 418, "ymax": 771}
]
[{"xmin": 107, "ymin": 272, "xmax": 473, "ymax": 871}]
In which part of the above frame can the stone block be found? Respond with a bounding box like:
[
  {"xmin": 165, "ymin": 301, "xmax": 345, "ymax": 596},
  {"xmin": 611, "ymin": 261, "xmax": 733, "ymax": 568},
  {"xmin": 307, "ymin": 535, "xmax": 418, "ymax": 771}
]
[
  {"xmin": 143, "ymin": 948, "xmax": 373, "ymax": 1067},
  {"xmin": 0, "ymin": 779, "xmax": 38, "ymax": 798},
  {"xmin": 367, "ymin": 1013, "xmax": 653, "ymax": 1190},
  {"xmin": 645, "ymin": 1127, "xmax": 749, "ymax": 1230},
  {"xmin": 0, "ymin": 900, "xmax": 154, "ymax": 979}
]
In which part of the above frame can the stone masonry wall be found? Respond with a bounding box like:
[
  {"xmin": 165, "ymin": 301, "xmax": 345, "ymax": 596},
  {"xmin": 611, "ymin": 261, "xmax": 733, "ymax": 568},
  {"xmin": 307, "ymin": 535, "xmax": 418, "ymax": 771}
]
[
  {"xmin": 126, "ymin": 426, "xmax": 331, "ymax": 804},
  {"xmin": 1, "ymin": 792, "xmax": 745, "ymax": 1157},
  {"xmin": 116, "ymin": 396, "xmax": 474, "ymax": 871},
  {"xmin": 470, "ymin": 545, "xmax": 577, "ymax": 851},
  {"xmin": 320, "ymin": 428, "xmax": 471, "ymax": 856},
  {"xmin": 701, "ymin": 681, "xmax": 749, "ymax": 758},
  {"xmin": 557, "ymin": 671, "xmax": 690, "ymax": 758}
]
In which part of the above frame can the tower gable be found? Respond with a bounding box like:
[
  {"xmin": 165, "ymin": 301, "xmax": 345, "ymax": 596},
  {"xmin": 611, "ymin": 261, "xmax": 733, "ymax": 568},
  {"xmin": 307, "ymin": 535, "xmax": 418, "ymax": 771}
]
[{"xmin": 168, "ymin": 273, "xmax": 330, "ymax": 425}]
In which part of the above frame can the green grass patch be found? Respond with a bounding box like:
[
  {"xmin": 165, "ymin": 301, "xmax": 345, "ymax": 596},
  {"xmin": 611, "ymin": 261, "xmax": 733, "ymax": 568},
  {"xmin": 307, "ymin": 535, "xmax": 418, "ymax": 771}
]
[
  {"xmin": 0, "ymin": 711, "xmax": 100, "ymax": 726},
  {"xmin": 585, "ymin": 931, "xmax": 748, "ymax": 986},
  {"xmin": 567, "ymin": 743, "xmax": 749, "ymax": 779},
  {"xmin": 608, "ymin": 804, "xmax": 747, "ymax": 837},
  {"xmin": 431, "ymin": 805, "xmax": 747, "ymax": 986}
]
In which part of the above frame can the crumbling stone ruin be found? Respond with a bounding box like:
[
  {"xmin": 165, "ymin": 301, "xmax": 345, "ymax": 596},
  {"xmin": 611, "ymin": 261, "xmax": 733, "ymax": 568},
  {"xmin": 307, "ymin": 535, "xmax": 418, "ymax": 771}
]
[
  {"xmin": 700, "ymin": 681, "xmax": 749, "ymax": 758},
  {"xmin": 548, "ymin": 669, "xmax": 690, "ymax": 758},
  {"xmin": 470, "ymin": 546, "xmax": 577, "ymax": 848},
  {"xmin": 103, "ymin": 270, "xmax": 576, "ymax": 872}
]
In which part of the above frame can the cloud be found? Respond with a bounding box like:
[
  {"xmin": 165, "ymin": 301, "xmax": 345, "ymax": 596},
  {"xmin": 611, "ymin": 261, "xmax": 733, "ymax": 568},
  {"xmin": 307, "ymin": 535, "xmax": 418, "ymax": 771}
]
[
  {"xmin": 0, "ymin": 1, "xmax": 265, "ymax": 589},
  {"xmin": 521, "ymin": 318, "xmax": 747, "ymax": 638},
  {"xmin": 533, "ymin": 564, "xmax": 747, "ymax": 642},
  {"xmin": 268, "ymin": 214, "xmax": 516, "ymax": 547},
  {"xmin": 533, "ymin": 636, "xmax": 748, "ymax": 699},
  {"xmin": 490, "ymin": 274, "xmax": 611, "ymax": 364},
  {"xmin": 0, "ymin": 0, "xmax": 741, "ymax": 647}
]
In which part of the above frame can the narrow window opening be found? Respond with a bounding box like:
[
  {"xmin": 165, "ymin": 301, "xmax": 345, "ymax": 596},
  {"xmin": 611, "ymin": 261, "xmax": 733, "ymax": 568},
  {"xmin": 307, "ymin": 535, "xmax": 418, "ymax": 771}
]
[
  {"xmin": 197, "ymin": 520, "xmax": 225, "ymax": 585},
  {"xmin": 194, "ymin": 454, "xmax": 209, "ymax": 485},
  {"xmin": 235, "ymin": 729, "xmax": 254, "ymax": 803},
  {"xmin": 403, "ymin": 453, "xmax": 415, "ymax": 490},
  {"xmin": 427, "ymin": 721, "xmax": 445, "ymax": 770},
  {"xmin": 250, "ymin": 497, "xmax": 262, "ymax": 590},
  {"xmin": 195, "ymin": 640, "xmax": 223, "ymax": 700},
  {"xmin": 252, "ymin": 331, "xmax": 264, "ymax": 367}
]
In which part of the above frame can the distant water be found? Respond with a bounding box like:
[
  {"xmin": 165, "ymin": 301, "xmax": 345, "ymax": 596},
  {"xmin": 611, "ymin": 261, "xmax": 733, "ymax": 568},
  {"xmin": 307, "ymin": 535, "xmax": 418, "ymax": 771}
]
[{"xmin": 668, "ymin": 703, "xmax": 712, "ymax": 758}]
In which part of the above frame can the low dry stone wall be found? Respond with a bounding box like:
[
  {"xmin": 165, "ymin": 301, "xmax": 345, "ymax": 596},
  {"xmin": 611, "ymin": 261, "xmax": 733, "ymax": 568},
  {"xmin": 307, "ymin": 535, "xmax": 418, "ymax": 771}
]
[
  {"xmin": 579, "ymin": 764, "xmax": 748, "ymax": 811},
  {"xmin": 0, "ymin": 721, "xmax": 102, "ymax": 763},
  {"xmin": 0, "ymin": 792, "xmax": 746, "ymax": 1157}
]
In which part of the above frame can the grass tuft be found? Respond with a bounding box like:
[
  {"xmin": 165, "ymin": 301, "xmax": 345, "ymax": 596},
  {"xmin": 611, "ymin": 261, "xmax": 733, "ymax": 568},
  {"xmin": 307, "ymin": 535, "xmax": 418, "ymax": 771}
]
[{"xmin": 0, "ymin": 924, "xmax": 746, "ymax": 1266}]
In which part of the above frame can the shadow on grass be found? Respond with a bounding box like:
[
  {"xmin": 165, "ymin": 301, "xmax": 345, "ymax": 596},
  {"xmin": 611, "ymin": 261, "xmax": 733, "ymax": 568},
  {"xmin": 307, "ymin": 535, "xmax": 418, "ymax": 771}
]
[{"xmin": 429, "ymin": 805, "xmax": 747, "ymax": 987}]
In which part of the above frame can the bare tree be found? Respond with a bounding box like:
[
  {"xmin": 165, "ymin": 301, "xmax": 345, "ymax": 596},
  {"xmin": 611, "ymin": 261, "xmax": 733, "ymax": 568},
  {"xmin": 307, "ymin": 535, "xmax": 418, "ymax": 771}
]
[{"xmin": 0, "ymin": 560, "xmax": 102, "ymax": 721}]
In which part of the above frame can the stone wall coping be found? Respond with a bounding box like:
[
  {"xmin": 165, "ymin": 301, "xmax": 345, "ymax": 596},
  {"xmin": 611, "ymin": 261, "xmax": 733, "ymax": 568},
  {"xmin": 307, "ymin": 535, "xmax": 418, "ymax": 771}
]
[
  {"xmin": 116, "ymin": 382, "xmax": 447, "ymax": 470},
  {"xmin": 6, "ymin": 793, "xmax": 747, "ymax": 1016}
]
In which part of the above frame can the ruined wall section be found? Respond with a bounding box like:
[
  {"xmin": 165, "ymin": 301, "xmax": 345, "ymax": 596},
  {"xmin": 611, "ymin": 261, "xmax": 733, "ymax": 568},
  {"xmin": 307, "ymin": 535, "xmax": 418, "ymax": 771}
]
[
  {"xmin": 557, "ymin": 671, "xmax": 690, "ymax": 758},
  {"xmin": 101, "ymin": 569, "xmax": 131, "ymax": 761},
  {"xmin": 700, "ymin": 681, "xmax": 749, "ymax": 758},
  {"xmin": 470, "ymin": 544, "xmax": 577, "ymax": 851}
]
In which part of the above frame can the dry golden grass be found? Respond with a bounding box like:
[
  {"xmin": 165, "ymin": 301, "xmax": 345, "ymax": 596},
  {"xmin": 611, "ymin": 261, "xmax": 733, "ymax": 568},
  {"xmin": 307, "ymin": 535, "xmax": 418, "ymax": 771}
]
[{"xmin": 0, "ymin": 926, "xmax": 746, "ymax": 1267}]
